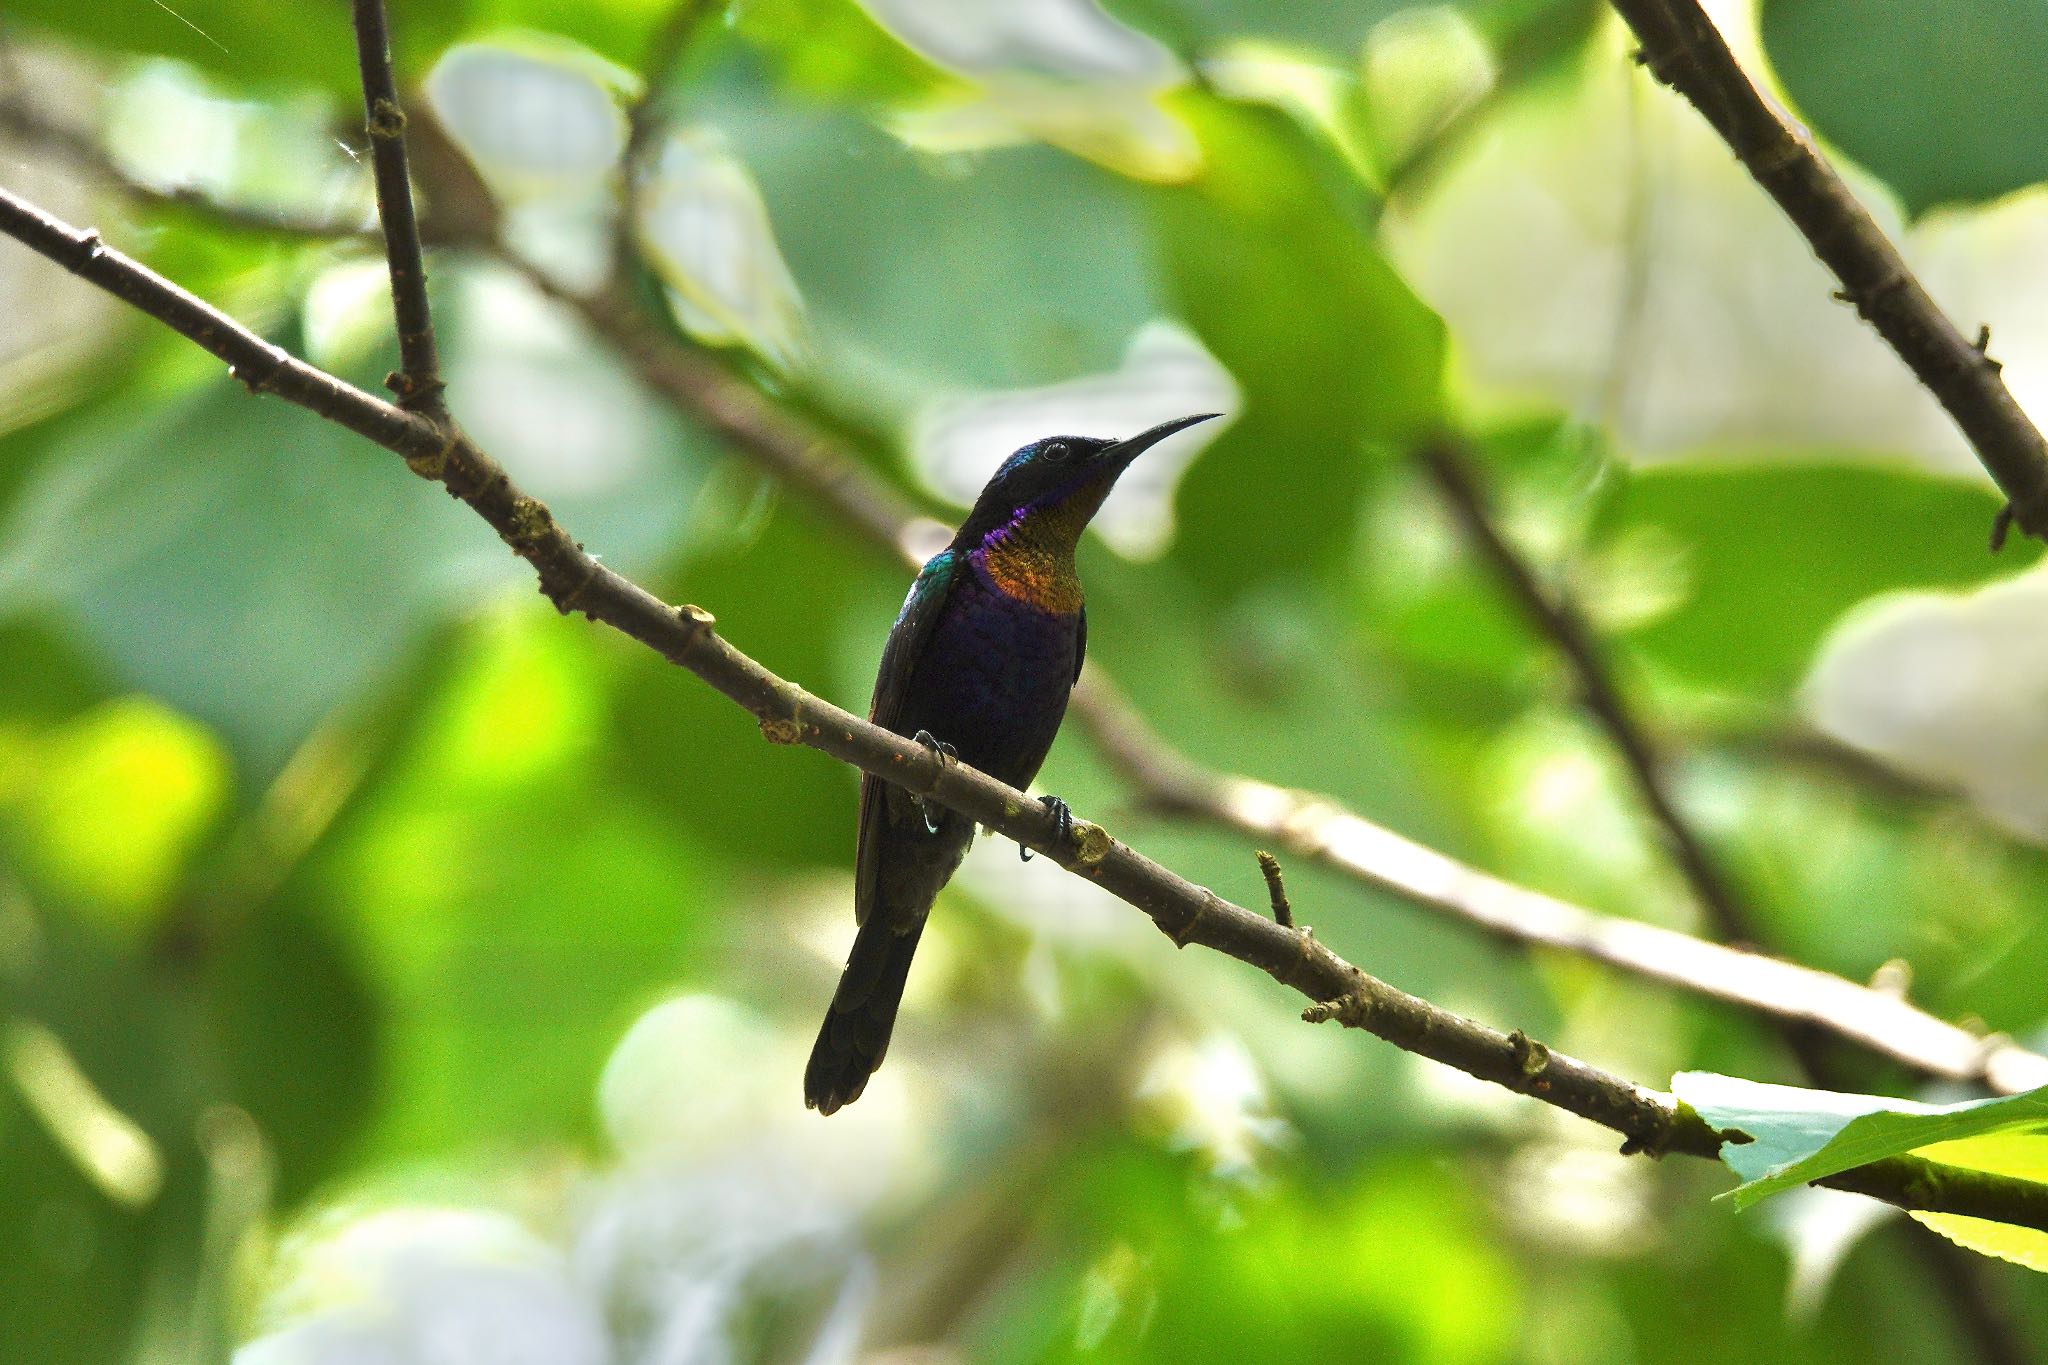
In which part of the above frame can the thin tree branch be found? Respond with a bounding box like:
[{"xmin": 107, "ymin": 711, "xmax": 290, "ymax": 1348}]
[
  {"xmin": 1256, "ymin": 851, "xmax": 1294, "ymax": 929},
  {"xmin": 350, "ymin": 0, "xmax": 448, "ymax": 422},
  {"xmin": 6, "ymin": 184, "xmax": 2045, "ymax": 1234},
  {"xmin": 497, "ymin": 259, "xmax": 950, "ymax": 561},
  {"xmin": 1608, "ymin": 0, "xmax": 2048, "ymax": 542},
  {"xmin": 1077, "ymin": 679, "xmax": 2048, "ymax": 1096},
  {"xmin": 1420, "ymin": 438, "xmax": 1759, "ymax": 946},
  {"xmin": 0, "ymin": 96, "xmax": 372, "ymax": 238}
]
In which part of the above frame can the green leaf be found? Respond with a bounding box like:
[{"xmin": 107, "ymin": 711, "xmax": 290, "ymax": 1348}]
[
  {"xmin": 688, "ymin": 77, "xmax": 1162, "ymax": 417},
  {"xmin": 1105, "ymin": 0, "xmax": 1582, "ymax": 59},
  {"xmin": 467, "ymin": 0, "xmax": 678, "ymax": 76},
  {"xmin": 1911, "ymin": 1131, "xmax": 2048, "ymax": 1272},
  {"xmin": 0, "ymin": 279, "xmax": 706, "ymax": 784},
  {"xmin": 731, "ymin": 0, "xmax": 949, "ymax": 103},
  {"xmin": 1671, "ymin": 1071, "xmax": 2048, "ymax": 1210},
  {"xmin": 1147, "ymin": 94, "xmax": 1445, "ymax": 592},
  {"xmin": 1590, "ymin": 461, "xmax": 2035, "ymax": 697},
  {"xmin": 1, "ymin": 698, "xmax": 230, "ymax": 936},
  {"xmin": 1358, "ymin": 419, "xmax": 1607, "ymax": 686},
  {"xmin": 0, "ymin": 910, "xmax": 195, "ymax": 1365},
  {"xmin": 0, "ymin": 378, "xmax": 489, "ymax": 781},
  {"xmin": 200, "ymin": 894, "xmax": 382, "ymax": 1204},
  {"xmin": 5, "ymin": 0, "xmax": 468, "ymax": 99},
  {"xmin": 1761, "ymin": 0, "xmax": 2048, "ymax": 215},
  {"xmin": 611, "ymin": 498, "xmax": 898, "ymax": 872},
  {"xmin": 318, "ymin": 611, "xmax": 712, "ymax": 1155}
]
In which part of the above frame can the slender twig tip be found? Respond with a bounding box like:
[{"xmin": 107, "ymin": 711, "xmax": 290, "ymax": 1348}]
[
  {"xmin": 1991, "ymin": 504, "xmax": 2015, "ymax": 553},
  {"xmin": 1255, "ymin": 850, "xmax": 1295, "ymax": 928}
]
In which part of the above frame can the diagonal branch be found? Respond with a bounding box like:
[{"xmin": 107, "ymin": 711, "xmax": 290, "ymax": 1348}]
[
  {"xmin": 0, "ymin": 95, "xmax": 372, "ymax": 238},
  {"xmin": 8, "ymin": 183, "xmax": 2047, "ymax": 1234},
  {"xmin": 1420, "ymin": 438, "xmax": 1760, "ymax": 947},
  {"xmin": 1077, "ymin": 682, "xmax": 2048, "ymax": 1097},
  {"xmin": 350, "ymin": 0, "xmax": 448, "ymax": 422},
  {"xmin": 500, "ymin": 262, "xmax": 949, "ymax": 561},
  {"xmin": 1608, "ymin": 0, "xmax": 2048, "ymax": 544}
]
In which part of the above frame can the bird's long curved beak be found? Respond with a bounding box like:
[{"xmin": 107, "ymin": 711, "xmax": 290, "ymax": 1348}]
[{"xmin": 1102, "ymin": 412, "xmax": 1221, "ymax": 468}]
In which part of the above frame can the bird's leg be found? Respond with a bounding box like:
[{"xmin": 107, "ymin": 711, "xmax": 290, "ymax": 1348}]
[
  {"xmin": 911, "ymin": 730, "xmax": 958, "ymax": 834},
  {"xmin": 1021, "ymin": 795, "xmax": 1073, "ymax": 862}
]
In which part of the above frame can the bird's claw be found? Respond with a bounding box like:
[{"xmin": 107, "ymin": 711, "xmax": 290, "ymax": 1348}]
[
  {"xmin": 1022, "ymin": 795, "xmax": 1073, "ymax": 862},
  {"xmin": 911, "ymin": 730, "xmax": 958, "ymax": 834}
]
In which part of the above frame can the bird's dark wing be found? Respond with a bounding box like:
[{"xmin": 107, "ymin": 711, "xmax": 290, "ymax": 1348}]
[
  {"xmin": 1074, "ymin": 605, "xmax": 1086, "ymax": 683},
  {"xmin": 854, "ymin": 549, "xmax": 960, "ymax": 928}
]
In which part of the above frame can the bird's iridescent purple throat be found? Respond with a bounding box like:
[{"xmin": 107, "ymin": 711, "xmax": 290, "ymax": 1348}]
[{"xmin": 805, "ymin": 412, "xmax": 1219, "ymax": 1115}]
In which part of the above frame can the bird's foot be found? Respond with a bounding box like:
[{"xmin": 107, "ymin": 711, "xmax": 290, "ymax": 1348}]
[
  {"xmin": 1022, "ymin": 794, "xmax": 1073, "ymax": 862},
  {"xmin": 912, "ymin": 730, "xmax": 958, "ymax": 834}
]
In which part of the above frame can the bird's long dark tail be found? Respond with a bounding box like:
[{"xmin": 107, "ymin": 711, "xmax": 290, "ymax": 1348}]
[{"xmin": 805, "ymin": 913, "xmax": 927, "ymax": 1115}]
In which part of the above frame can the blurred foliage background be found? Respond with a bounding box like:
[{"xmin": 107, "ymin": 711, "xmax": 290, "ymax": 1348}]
[{"xmin": 5, "ymin": 0, "xmax": 2048, "ymax": 1360}]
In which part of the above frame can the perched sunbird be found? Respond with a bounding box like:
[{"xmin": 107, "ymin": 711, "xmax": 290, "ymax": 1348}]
[{"xmin": 806, "ymin": 413, "xmax": 1220, "ymax": 1114}]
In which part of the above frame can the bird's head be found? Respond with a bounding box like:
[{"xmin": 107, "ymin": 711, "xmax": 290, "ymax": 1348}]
[{"xmin": 955, "ymin": 412, "xmax": 1219, "ymax": 550}]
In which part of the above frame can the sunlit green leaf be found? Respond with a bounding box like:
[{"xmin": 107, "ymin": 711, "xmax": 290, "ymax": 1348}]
[
  {"xmin": 1673, "ymin": 1071, "xmax": 2048, "ymax": 1211},
  {"xmin": 1147, "ymin": 94, "xmax": 1445, "ymax": 594},
  {"xmin": 1911, "ymin": 1130, "xmax": 2048, "ymax": 1272},
  {"xmin": 1590, "ymin": 461, "xmax": 2035, "ymax": 698}
]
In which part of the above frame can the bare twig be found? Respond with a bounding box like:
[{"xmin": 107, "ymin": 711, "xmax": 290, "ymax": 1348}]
[
  {"xmin": 8, "ymin": 184, "xmax": 2047, "ymax": 1233},
  {"xmin": 1256, "ymin": 851, "xmax": 1294, "ymax": 929},
  {"xmin": 350, "ymin": 0, "xmax": 447, "ymax": 422},
  {"xmin": 1609, "ymin": 0, "xmax": 2048, "ymax": 542}
]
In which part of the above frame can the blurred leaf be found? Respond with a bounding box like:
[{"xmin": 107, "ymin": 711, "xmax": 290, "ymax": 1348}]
[
  {"xmin": 200, "ymin": 893, "xmax": 380, "ymax": 1204},
  {"xmin": 1761, "ymin": 0, "xmax": 2048, "ymax": 215},
  {"xmin": 1147, "ymin": 95, "xmax": 1445, "ymax": 594},
  {"xmin": 0, "ymin": 618, "xmax": 112, "ymax": 726},
  {"xmin": 997, "ymin": 1142, "xmax": 1520, "ymax": 1363},
  {"xmin": 467, "ymin": 0, "xmax": 678, "ymax": 76},
  {"xmin": 0, "ymin": 373, "xmax": 496, "ymax": 782},
  {"xmin": 0, "ymin": 1088, "xmax": 160, "ymax": 1365},
  {"xmin": 1673, "ymin": 1071, "xmax": 2048, "ymax": 1211},
  {"xmin": 612, "ymin": 498, "xmax": 897, "ymax": 872},
  {"xmin": 0, "ymin": 271, "xmax": 706, "ymax": 785},
  {"xmin": 688, "ymin": 74, "xmax": 1162, "ymax": 421},
  {"xmin": 1359, "ymin": 420, "xmax": 1608, "ymax": 686},
  {"xmin": 1911, "ymin": 1131, "xmax": 2048, "ymax": 1271},
  {"xmin": 4, "ymin": 0, "xmax": 466, "ymax": 99},
  {"xmin": 734, "ymin": 0, "xmax": 950, "ymax": 103},
  {"xmin": 425, "ymin": 40, "xmax": 631, "ymax": 201},
  {"xmin": 0, "ymin": 907, "xmax": 196, "ymax": 1365},
  {"xmin": 1105, "ymin": 0, "xmax": 1576, "ymax": 58},
  {"xmin": 1072, "ymin": 555, "xmax": 1545, "ymax": 1043},
  {"xmin": 1, "ymin": 698, "xmax": 230, "ymax": 932},
  {"xmin": 321, "ymin": 611, "xmax": 710, "ymax": 1154},
  {"xmin": 1590, "ymin": 461, "xmax": 2035, "ymax": 698}
]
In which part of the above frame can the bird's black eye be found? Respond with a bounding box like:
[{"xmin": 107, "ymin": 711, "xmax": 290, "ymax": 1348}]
[{"xmin": 1042, "ymin": 440, "xmax": 1070, "ymax": 462}]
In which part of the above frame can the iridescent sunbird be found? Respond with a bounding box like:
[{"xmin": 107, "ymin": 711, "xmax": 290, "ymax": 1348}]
[{"xmin": 806, "ymin": 413, "xmax": 1219, "ymax": 1114}]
